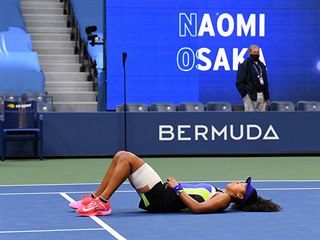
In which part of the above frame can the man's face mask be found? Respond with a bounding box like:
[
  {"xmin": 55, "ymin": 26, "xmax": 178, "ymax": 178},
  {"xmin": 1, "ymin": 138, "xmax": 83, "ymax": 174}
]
[{"xmin": 250, "ymin": 54, "xmax": 260, "ymax": 61}]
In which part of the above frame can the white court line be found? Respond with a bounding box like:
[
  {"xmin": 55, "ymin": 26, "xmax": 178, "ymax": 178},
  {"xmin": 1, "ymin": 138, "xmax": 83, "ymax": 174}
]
[
  {"xmin": 59, "ymin": 193, "xmax": 126, "ymax": 240},
  {"xmin": 1, "ymin": 180, "xmax": 319, "ymax": 187},
  {"xmin": 0, "ymin": 190, "xmax": 134, "ymax": 196},
  {"xmin": 0, "ymin": 228, "xmax": 104, "ymax": 234},
  {"xmin": 1, "ymin": 187, "xmax": 319, "ymax": 236}
]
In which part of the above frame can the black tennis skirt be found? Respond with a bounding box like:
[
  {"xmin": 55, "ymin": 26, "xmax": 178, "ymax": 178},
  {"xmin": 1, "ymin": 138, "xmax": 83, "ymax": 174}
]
[{"xmin": 138, "ymin": 182, "xmax": 186, "ymax": 213}]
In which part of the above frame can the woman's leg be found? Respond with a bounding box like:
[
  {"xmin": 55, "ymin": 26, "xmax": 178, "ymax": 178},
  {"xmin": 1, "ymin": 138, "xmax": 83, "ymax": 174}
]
[
  {"xmin": 76, "ymin": 151, "xmax": 145, "ymax": 216},
  {"xmin": 98, "ymin": 151, "xmax": 145, "ymax": 200},
  {"xmin": 76, "ymin": 151, "xmax": 162, "ymax": 216},
  {"xmin": 69, "ymin": 151, "xmax": 132, "ymax": 210},
  {"xmin": 93, "ymin": 151, "xmax": 128, "ymax": 196}
]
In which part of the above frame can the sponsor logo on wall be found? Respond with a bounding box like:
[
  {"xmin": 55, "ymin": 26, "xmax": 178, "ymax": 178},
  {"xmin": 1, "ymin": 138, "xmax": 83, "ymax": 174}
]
[{"xmin": 159, "ymin": 124, "xmax": 279, "ymax": 141}]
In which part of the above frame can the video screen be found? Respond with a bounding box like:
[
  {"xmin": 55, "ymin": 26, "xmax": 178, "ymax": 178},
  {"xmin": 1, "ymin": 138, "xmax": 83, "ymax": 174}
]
[{"xmin": 106, "ymin": 0, "xmax": 320, "ymax": 110}]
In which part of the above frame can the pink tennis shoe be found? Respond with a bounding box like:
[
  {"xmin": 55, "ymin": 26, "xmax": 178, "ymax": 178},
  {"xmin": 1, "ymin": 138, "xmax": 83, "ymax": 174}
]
[
  {"xmin": 69, "ymin": 194, "xmax": 94, "ymax": 209},
  {"xmin": 76, "ymin": 198, "xmax": 112, "ymax": 216}
]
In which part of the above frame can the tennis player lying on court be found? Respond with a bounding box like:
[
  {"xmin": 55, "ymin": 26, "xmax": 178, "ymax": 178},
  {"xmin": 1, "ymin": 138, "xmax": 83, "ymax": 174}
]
[{"xmin": 70, "ymin": 151, "xmax": 281, "ymax": 216}]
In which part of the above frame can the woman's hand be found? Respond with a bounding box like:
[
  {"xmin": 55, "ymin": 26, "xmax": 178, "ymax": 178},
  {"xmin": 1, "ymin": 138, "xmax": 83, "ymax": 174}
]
[
  {"xmin": 167, "ymin": 177, "xmax": 230, "ymax": 213},
  {"xmin": 166, "ymin": 177, "xmax": 179, "ymax": 189}
]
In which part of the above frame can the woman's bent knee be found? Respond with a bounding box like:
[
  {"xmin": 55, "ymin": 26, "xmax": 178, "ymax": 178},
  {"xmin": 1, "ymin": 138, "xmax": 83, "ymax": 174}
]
[{"xmin": 114, "ymin": 150, "xmax": 128, "ymax": 158}]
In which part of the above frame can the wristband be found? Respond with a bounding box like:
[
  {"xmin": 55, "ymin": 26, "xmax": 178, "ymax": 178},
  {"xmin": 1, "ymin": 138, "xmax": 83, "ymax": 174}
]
[{"xmin": 173, "ymin": 184, "xmax": 184, "ymax": 195}]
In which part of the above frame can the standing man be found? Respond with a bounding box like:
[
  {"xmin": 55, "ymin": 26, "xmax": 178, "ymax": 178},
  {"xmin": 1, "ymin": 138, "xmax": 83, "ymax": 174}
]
[{"xmin": 236, "ymin": 45, "xmax": 270, "ymax": 111}]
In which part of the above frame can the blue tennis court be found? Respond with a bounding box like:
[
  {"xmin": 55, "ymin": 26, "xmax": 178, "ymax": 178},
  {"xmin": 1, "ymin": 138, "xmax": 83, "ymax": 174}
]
[{"xmin": 1, "ymin": 181, "xmax": 319, "ymax": 240}]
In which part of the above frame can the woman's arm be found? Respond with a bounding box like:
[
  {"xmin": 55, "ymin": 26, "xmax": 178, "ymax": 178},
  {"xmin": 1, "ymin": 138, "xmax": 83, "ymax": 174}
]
[{"xmin": 166, "ymin": 177, "xmax": 231, "ymax": 213}]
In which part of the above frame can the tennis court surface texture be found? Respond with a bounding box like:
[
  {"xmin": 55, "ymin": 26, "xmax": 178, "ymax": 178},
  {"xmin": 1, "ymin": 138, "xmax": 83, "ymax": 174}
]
[{"xmin": 1, "ymin": 156, "xmax": 319, "ymax": 240}]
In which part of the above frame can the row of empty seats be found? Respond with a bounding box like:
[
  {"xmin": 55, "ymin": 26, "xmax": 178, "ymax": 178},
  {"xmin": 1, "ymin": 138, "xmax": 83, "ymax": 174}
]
[
  {"xmin": 0, "ymin": 1, "xmax": 45, "ymax": 96},
  {"xmin": 117, "ymin": 102, "xmax": 230, "ymax": 112},
  {"xmin": 116, "ymin": 101, "xmax": 320, "ymax": 112},
  {"xmin": 0, "ymin": 93, "xmax": 53, "ymax": 113},
  {"xmin": 270, "ymin": 101, "xmax": 320, "ymax": 111}
]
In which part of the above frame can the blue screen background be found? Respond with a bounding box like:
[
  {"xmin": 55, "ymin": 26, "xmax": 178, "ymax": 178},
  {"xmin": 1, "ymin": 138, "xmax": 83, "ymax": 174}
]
[{"xmin": 105, "ymin": 0, "xmax": 320, "ymax": 110}]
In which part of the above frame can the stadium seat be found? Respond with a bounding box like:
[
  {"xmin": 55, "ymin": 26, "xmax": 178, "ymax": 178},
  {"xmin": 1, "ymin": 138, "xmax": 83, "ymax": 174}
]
[
  {"xmin": 150, "ymin": 103, "xmax": 176, "ymax": 112},
  {"xmin": 0, "ymin": 96, "xmax": 3, "ymax": 113},
  {"xmin": 179, "ymin": 102, "xmax": 204, "ymax": 112},
  {"xmin": 0, "ymin": 69, "xmax": 45, "ymax": 95},
  {"xmin": 37, "ymin": 102, "xmax": 53, "ymax": 113},
  {"xmin": 0, "ymin": 28, "xmax": 44, "ymax": 94},
  {"xmin": 0, "ymin": 0, "xmax": 26, "ymax": 32},
  {"xmin": 270, "ymin": 101, "xmax": 295, "ymax": 111},
  {"xmin": 0, "ymin": 101, "xmax": 43, "ymax": 160},
  {"xmin": 207, "ymin": 102, "xmax": 232, "ymax": 111},
  {"xmin": 0, "ymin": 52, "xmax": 41, "ymax": 72},
  {"xmin": 122, "ymin": 103, "xmax": 149, "ymax": 112},
  {"xmin": 0, "ymin": 28, "xmax": 32, "ymax": 52},
  {"xmin": 0, "ymin": 93, "xmax": 20, "ymax": 102},
  {"xmin": 296, "ymin": 101, "xmax": 320, "ymax": 111},
  {"xmin": 21, "ymin": 93, "xmax": 53, "ymax": 112}
]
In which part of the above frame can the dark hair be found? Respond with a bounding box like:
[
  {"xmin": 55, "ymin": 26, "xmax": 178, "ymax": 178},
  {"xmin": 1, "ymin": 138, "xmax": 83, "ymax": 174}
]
[{"xmin": 233, "ymin": 189, "xmax": 282, "ymax": 212}]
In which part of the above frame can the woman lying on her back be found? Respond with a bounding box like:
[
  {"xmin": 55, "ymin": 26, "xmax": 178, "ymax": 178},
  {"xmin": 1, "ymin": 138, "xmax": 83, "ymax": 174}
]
[{"xmin": 69, "ymin": 151, "xmax": 281, "ymax": 216}]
